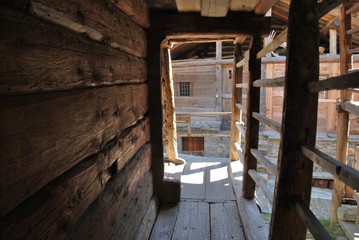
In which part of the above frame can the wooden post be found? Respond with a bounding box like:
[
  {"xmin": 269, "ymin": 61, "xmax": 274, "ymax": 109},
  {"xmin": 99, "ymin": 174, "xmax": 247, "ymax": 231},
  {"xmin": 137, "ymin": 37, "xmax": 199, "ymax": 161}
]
[
  {"xmin": 215, "ymin": 41, "xmax": 223, "ymax": 116},
  {"xmin": 230, "ymin": 43, "xmax": 243, "ymax": 161},
  {"xmin": 329, "ymin": 28, "xmax": 337, "ymax": 55},
  {"xmin": 326, "ymin": 29, "xmax": 338, "ymax": 131},
  {"xmin": 161, "ymin": 47, "xmax": 185, "ymax": 165},
  {"xmin": 269, "ymin": 0, "xmax": 319, "ymax": 238},
  {"xmin": 330, "ymin": 2, "xmax": 352, "ymax": 224},
  {"xmin": 242, "ymin": 35, "xmax": 261, "ymax": 199}
]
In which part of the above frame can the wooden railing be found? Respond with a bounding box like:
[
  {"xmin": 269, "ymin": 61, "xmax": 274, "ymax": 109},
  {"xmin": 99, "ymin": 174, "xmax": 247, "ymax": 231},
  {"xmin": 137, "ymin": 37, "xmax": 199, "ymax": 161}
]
[
  {"xmin": 176, "ymin": 111, "xmax": 231, "ymax": 135},
  {"xmin": 229, "ymin": 1, "xmax": 359, "ymax": 240}
]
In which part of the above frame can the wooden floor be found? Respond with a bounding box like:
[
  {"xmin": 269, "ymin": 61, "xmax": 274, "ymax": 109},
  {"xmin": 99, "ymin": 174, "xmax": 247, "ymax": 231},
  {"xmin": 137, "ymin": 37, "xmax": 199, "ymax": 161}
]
[{"xmin": 149, "ymin": 155, "xmax": 246, "ymax": 240}]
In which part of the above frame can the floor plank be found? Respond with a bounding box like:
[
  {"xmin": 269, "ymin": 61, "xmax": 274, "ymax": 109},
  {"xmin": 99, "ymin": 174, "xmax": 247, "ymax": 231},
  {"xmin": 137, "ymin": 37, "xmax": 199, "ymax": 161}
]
[
  {"xmin": 171, "ymin": 201, "xmax": 210, "ymax": 240},
  {"xmin": 205, "ymin": 162, "xmax": 236, "ymax": 202},
  {"xmin": 181, "ymin": 161, "xmax": 207, "ymax": 200},
  {"xmin": 150, "ymin": 204, "xmax": 178, "ymax": 240},
  {"xmin": 210, "ymin": 202, "xmax": 246, "ymax": 240}
]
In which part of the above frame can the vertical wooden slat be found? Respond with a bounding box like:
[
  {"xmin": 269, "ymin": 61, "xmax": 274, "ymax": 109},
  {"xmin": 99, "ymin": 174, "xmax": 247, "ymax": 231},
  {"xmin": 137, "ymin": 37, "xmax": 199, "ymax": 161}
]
[
  {"xmin": 330, "ymin": 2, "xmax": 353, "ymax": 224},
  {"xmin": 230, "ymin": 43, "xmax": 243, "ymax": 161},
  {"xmin": 269, "ymin": 0, "xmax": 319, "ymax": 238},
  {"xmin": 242, "ymin": 35, "xmax": 261, "ymax": 199},
  {"xmin": 161, "ymin": 47, "xmax": 184, "ymax": 165},
  {"xmin": 215, "ymin": 41, "xmax": 223, "ymax": 114}
]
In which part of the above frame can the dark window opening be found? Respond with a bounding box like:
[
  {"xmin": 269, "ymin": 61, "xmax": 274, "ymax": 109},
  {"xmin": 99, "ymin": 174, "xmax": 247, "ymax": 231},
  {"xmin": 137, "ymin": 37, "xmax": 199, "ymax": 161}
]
[{"xmin": 179, "ymin": 82, "xmax": 191, "ymax": 96}]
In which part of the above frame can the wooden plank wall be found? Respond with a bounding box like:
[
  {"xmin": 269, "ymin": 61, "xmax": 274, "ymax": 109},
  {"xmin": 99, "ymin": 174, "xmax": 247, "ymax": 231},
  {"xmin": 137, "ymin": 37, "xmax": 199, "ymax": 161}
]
[
  {"xmin": 264, "ymin": 59, "xmax": 359, "ymax": 131},
  {"xmin": 0, "ymin": 1, "xmax": 158, "ymax": 239}
]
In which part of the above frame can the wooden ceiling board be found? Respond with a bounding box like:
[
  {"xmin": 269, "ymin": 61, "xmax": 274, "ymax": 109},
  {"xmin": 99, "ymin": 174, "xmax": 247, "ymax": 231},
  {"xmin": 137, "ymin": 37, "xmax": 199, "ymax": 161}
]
[
  {"xmin": 201, "ymin": 0, "xmax": 230, "ymax": 17},
  {"xmin": 175, "ymin": 0, "xmax": 201, "ymax": 11},
  {"xmin": 229, "ymin": 0, "xmax": 259, "ymax": 12}
]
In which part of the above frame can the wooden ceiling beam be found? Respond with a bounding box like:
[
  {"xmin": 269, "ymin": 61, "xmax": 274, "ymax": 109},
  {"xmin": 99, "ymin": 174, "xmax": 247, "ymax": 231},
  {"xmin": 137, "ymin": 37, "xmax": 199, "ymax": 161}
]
[
  {"xmin": 201, "ymin": 0, "xmax": 230, "ymax": 17},
  {"xmin": 254, "ymin": 0, "xmax": 278, "ymax": 15},
  {"xmin": 149, "ymin": 10, "xmax": 271, "ymax": 37},
  {"xmin": 175, "ymin": 0, "xmax": 201, "ymax": 12},
  {"xmin": 230, "ymin": 0, "xmax": 260, "ymax": 12}
]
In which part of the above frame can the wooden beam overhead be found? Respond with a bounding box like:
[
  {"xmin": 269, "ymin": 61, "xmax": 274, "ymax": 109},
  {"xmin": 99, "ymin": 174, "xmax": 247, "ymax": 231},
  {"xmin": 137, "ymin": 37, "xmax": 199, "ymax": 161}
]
[
  {"xmin": 254, "ymin": 0, "xmax": 278, "ymax": 15},
  {"xmin": 149, "ymin": 11, "xmax": 271, "ymax": 37},
  {"xmin": 307, "ymin": 0, "xmax": 346, "ymax": 21},
  {"xmin": 230, "ymin": 0, "xmax": 260, "ymax": 12},
  {"xmin": 201, "ymin": 0, "xmax": 230, "ymax": 17},
  {"xmin": 175, "ymin": 0, "xmax": 201, "ymax": 11}
]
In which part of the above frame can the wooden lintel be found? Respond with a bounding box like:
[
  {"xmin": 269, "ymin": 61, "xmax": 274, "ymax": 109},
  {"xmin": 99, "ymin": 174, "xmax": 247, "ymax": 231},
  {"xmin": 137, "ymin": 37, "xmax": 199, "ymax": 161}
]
[
  {"xmin": 150, "ymin": 11, "xmax": 271, "ymax": 37},
  {"xmin": 172, "ymin": 59, "xmax": 233, "ymax": 68}
]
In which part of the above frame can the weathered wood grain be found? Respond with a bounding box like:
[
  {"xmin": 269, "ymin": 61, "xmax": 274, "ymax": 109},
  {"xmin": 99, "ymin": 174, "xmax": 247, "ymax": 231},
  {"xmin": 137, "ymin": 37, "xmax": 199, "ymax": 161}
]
[
  {"xmin": 109, "ymin": 0, "xmax": 149, "ymax": 29},
  {"xmin": 2, "ymin": 0, "xmax": 147, "ymax": 58},
  {"xmin": 269, "ymin": 0, "xmax": 319, "ymax": 238},
  {"xmin": 0, "ymin": 120, "xmax": 150, "ymax": 239},
  {"xmin": 171, "ymin": 201, "xmax": 210, "ymax": 240},
  {"xmin": 150, "ymin": 204, "xmax": 179, "ymax": 240},
  {"xmin": 0, "ymin": 7, "xmax": 147, "ymax": 95},
  {"xmin": 210, "ymin": 202, "xmax": 246, "ymax": 240},
  {"xmin": 0, "ymin": 84, "xmax": 148, "ymax": 216},
  {"xmin": 133, "ymin": 196, "xmax": 159, "ymax": 240},
  {"xmin": 68, "ymin": 145, "xmax": 153, "ymax": 240}
]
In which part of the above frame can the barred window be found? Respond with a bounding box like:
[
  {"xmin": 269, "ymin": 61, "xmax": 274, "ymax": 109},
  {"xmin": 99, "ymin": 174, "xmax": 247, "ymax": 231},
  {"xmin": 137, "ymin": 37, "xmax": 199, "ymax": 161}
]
[{"xmin": 179, "ymin": 82, "xmax": 191, "ymax": 96}]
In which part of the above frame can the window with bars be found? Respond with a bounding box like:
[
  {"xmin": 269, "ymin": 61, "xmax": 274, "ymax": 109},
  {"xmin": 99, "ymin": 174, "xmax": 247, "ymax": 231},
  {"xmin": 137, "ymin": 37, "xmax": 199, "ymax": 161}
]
[{"xmin": 179, "ymin": 82, "xmax": 191, "ymax": 96}]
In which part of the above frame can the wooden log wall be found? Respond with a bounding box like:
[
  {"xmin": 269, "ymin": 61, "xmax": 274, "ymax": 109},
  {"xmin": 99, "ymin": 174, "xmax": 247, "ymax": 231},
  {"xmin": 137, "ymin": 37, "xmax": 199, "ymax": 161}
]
[{"xmin": 0, "ymin": 1, "xmax": 158, "ymax": 239}]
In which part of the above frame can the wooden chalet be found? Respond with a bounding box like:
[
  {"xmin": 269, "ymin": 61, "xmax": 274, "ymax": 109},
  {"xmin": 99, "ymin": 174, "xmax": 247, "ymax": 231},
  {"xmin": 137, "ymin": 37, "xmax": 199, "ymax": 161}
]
[{"xmin": 1, "ymin": 0, "xmax": 359, "ymax": 239}]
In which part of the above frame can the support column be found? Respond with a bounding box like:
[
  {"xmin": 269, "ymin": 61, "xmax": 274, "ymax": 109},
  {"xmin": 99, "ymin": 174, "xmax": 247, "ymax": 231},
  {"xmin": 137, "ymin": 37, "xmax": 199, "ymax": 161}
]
[
  {"xmin": 242, "ymin": 35, "xmax": 262, "ymax": 199},
  {"xmin": 269, "ymin": 0, "xmax": 319, "ymax": 238},
  {"xmin": 161, "ymin": 47, "xmax": 185, "ymax": 165},
  {"xmin": 330, "ymin": 2, "xmax": 353, "ymax": 224}
]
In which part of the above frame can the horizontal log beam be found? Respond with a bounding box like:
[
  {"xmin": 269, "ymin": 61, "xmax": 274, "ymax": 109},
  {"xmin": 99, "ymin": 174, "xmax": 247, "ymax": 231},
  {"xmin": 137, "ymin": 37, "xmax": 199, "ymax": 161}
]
[
  {"xmin": 257, "ymin": 28, "xmax": 287, "ymax": 59},
  {"xmin": 236, "ymin": 83, "xmax": 248, "ymax": 88},
  {"xmin": 301, "ymin": 146, "xmax": 359, "ymax": 191},
  {"xmin": 308, "ymin": 70, "xmax": 359, "ymax": 92},
  {"xmin": 234, "ymin": 142, "xmax": 245, "ymax": 163},
  {"xmin": 347, "ymin": 26, "xmax": 359, "ymax": 34},
  {"xmin": 248, "ymin": 169, "xmax": 273, "ymax": 204},
  {"xmin": 172, "ymin": 59, "xmax": 233, "ymax": 68},
  {"xmin": 176, "ymin": 111, "xmax": 231, "ymax": 116},
  {"xmin": 150, "ymin": 11, "xmax": 271, "ymax": 37},
  {"xmin": 0, "ymin": 84, "xmax": 148, "ymax": 215},
  {"xmin": 250, "ymin": 149, "xmax": 277, "ymax": 175},
  {"xmin": 341, "ymin": 100, "xmax": 359, "ymax": 115},
  {"xmin": 253, "ymin": 76, "xmax": 285, "ymax": 88},
  {"xmin": 294, "ymin": 198, "xmax": 332, "ymax": 240},
  {"xmin": 346, "ymin": 2, "xmax": 359, "ymax": 14},
  {"xmin": 236, "ymin": 103, "xmax": 247, "ymax": 112},
  {"xmin": 0, "ymin": 7, "xmax": 146, "ymax": 95},
  {"xmin": 307, "ymin": 0, "xmax": 345, "ymax": 21},
  {"xmin": 252, "ymin": 112, "xmax": 281, "ymax": 132}
]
